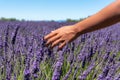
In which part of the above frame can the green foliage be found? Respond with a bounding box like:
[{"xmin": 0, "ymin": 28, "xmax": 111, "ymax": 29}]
[
  {"xmin": 66, "ymin": 18, "xmax": 79, "ymax": 22},
  {"xmin": 0, "ymin": 17, "xmax": 19, "ymax": 21},
  {"xmin": 66, "ymin": 16, "xmax": 91, "ymax": 22}
]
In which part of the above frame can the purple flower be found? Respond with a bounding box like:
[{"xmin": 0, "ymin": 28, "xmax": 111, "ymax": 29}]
[
  {"xmin": 79, "ymin": 62, "xmax": 95, "ymax": 80},
  {"xmin": 11, "ymin": 26, "xmax": 19, "ymax": 45},
  {"xmin": 52, "ymin": 51, "xmax": 64, "ymax": 80},
  {"xmin": 24, "ymin": 69, "xmax": 31, "ymax": 80},
  {"xmin": 97, "ymin": 65, "xmax": 110, "ymax": 79},
  {"xmin": 32, "ymin": 60, "xmax": 39, "ymax": 73}
]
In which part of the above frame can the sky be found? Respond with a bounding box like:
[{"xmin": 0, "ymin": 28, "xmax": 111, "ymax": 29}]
[{"xmin": 0, "ymin": 0, "xmax": 115, "ymax": 21}]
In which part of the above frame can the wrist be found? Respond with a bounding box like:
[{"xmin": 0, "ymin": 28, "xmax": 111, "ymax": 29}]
[
  {"xmin": 72, "ymin": 24, "xmax": 83, "ymax": 35},
  {"xmin": 71, "ymin": 24, "xmax": 80, "ymax": 37}
]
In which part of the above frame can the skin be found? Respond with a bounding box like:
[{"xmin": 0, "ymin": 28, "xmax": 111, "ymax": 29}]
[{"xmin": 44, "ymin": 0, "xmax": 120, "ymax": 51}]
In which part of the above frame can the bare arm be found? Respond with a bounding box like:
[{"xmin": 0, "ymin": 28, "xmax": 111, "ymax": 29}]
[
  {"xmin": 44, "ymin": 0, "xmax": 120, "ymax": 50},
  {"xmin": 74, "ymin": 0, "xmax": 120, "ymax": 35}
]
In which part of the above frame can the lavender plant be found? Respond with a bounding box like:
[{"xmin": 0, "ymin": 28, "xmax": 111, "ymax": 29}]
[{"xmin": 0, "ymin": 21, "xmax": 120, "ymax": 80}]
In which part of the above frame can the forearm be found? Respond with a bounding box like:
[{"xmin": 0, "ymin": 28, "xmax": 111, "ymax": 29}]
[{"xmin": 74, "ymin": 0, "xmax": 120, "ymax": 35}]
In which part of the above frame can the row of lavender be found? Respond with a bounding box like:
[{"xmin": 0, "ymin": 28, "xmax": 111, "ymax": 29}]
[{"xmin": 0, "ymin": 21, "xmax": 120, "ymax": 80}]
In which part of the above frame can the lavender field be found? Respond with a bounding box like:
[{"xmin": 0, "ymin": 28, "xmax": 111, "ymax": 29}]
[{"xmin": 0, "ymin": 21, "xmax": 120, "ymax": 80}]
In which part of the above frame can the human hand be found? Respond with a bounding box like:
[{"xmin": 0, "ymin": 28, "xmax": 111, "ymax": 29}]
[{"xmin": 44, "ymin": 25, "xmax": 79, "ymax": 50}]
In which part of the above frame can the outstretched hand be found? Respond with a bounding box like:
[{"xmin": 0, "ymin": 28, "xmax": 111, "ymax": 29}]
[{"xmin": 44, "ymin": 25, "xmax": 79, "ymax": 50}]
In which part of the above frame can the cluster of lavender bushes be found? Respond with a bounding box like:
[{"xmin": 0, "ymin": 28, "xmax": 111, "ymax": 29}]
[{"xmin": 0, "ymin": 20, "xmax": 120, "ymax": 80}]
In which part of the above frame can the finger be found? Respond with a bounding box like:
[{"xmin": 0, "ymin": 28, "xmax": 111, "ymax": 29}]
[
  {"xmin": 44, "ymin": 31, "xmax": 57, "ymax": 40},
  {"xmin": 58, "ymin": 41, "xmax": 66, "ymax": 50},
  {"xmin": 46, "ymin": 35, "xmax": 61, "ymax": 46},
  {"xmin": 51, "ymin": 38, "xmax": 62, "ymax": 48}
]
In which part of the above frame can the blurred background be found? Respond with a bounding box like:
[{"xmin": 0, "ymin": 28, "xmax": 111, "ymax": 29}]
[{"xmin": 0, "ymin": 0, "xmax": 114, "ymax": 21}]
